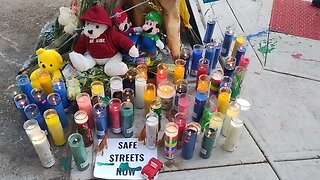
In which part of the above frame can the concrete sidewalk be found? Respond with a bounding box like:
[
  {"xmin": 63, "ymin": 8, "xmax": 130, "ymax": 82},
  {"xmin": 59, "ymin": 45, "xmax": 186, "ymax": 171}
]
[{"xmin": 0, "ymin": 0, "xmax": 319, "ymax": 179}]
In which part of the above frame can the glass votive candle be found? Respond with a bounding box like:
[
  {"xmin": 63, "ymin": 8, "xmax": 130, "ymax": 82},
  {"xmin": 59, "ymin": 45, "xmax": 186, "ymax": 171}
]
[
  {"xmin": 123, "ymin": 88, "xmax": 135, "ymax": 104},
  {"xmin": 16, "ymin": 74, "xmax": 34, "ymax": 103},
  {"xmin": 197, "ymin": 74, "xmax": 210, "ymax": 93},
  {"xmin": 31, "ymin": 88, "xmax": 49, "ymax": 114},
  {"xmin": 91, "ymin": 80, "xmax": 105, "ymax": 98},
  {"xmin": 217, "ymin": 87, "xmax": 231, "ymax": 114},
  {"xmin": 110, "ymin": 76, "xmax": 123, "ymax": 98},
  {"xmin": 210, "ymin": 70, "xmax": 223, "ymax": 97},
  {"xmin": 220, "ymin": 76, "xmax": 233, "ymax": 88},
  {"xmin": 177, "ymin": 93, "xmax": 190, "ymax": 116},
  {"xmin": 150, "ymin": 97, "xmax": 162, "ymax": 130},
  {"xmin": 204, "ymin": 43, "xmax": 216, "ymax": 75},
  {"xmin": 53, "ymin": 79, "xmax": 70, "ymax": 111},
  {"xmin": 208, "ymin": 94, "xmax": 218, "ymax": 112},
  {"xmin": 156, "ymin": 63, "xmax": 168, "ymax": 87},
  {"xmin": 200, "ymin": 122, "xmax": 218, "ymax": 159},
  {"xmin": 6, "ymin": 84, "xmax": 21, "ymax": 99},
  {"xmin": 163, "ymin": 122, "xmax": 179, "ymax": 160},
  {"xmin": 174, "ymin": 112, "xmax": 187, "ymax": 149},
  {"xmin": 192, "ymin": 92, "xmax": 208, "ymax": 122},
  {"xmin": 191, "ymin": 44, "xmax": 204, "ymax": 77},
  {"xmin": 182, "ymin": 122, "xmax": 201, "ymax": 160},
  {"xmin": 239, "ymin": 56, "xmax": 250, "ymax": 69},
  {"xmin": 47, "ymin": 93, "xmax": 68, "ymax": 128},
  {"xmin": 38, "ymin": 70, "xmax": 54, "ymax": 95},
  {"xmin": 123, "ymin": 67, "xmax": 137, "ymax": 90},
  {"xmin": 231, "ymin": 66, "xmax": 246, "ymax": 101},
  {"xmin": 157, "ymin": 81, "xmax": 176, "ymax": 111},
  {"xmin": 44, "ymin": 109, "xmax": 66, "ymax": 146},
  {"xmin": 68, "ymin": 133, "xmax": 89, "ymax": 171},
  {"xmin": 210, "ymin": 112, "xmax": 224, "ymax": 147},
  {"xmin": 231, "ymin": 33, "xmax": 246, "ymax": 57},
  {"xmin": 146, "ymin": 112, "xmax": 159, "ymax": 150},
  {"xmin": 24, "ymin": 104, "xmax": 47, "ymax": 132},
  {"xmin": 74, "ymin": 110, "xmax": 93, "ymax": 147},
  {"xmin": 221, "ymin": 101, "xmax": 241, "ymax": 137},
  {"xmin": 135, "ymin": 74, "xmax": 147, "ymax": 109},
  {"xmin": 76, "ymin": 93, "xmax": 94, "ymax": 129},
  {"xmin": 180, "ymin": 46, "xmax": 191, "ymax": 79},
  {"xmin": 109, "ymin": 98, "xmax": 122, "ymax": 134},
  {"xmin": 223, "ymin": 117, "xmax": 244, "ymax": 152},
  {"xmin": 144, "ymin": 83, "xmax": 156, "ymax": 115},
  {"xmin": 174, "ymin": 79, "xmax": 188, "ymax": 111},
  {"xmin": 195, "ymin": 58, "xmax": 209, "ymax": 90},
  {"xmin": 121, "ymin": 101, "xmax": 134, "ymax": 138},
  {"xmin": 14, "ymin": 93, "xmax": 30, "ymax": 121},
  {"xmin": 173, "ymin": 59, "xmax": 186, "ymax": 84},
  {"xmin": 137, "ymin": 64, "xmax": 148, "ymax": 79},
  {"xmin": 223, "ymin": 57, "xmax": 236, "ymax": 78},
  {"xmin": 93, "ymin": 103, "xmax": 107, "ymax": 139}
]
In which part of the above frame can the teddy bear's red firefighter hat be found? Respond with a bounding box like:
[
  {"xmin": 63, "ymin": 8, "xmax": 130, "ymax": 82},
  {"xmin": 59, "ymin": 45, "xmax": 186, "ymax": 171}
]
[{"xmin": 80, "ymin": 5, "xmax": 112, "ymax": 27}]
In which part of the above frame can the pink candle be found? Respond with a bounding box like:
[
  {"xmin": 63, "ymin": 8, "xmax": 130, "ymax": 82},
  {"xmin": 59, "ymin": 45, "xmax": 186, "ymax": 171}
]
[
  {"xmin": 76, "ymin": 93, "xmax": 94, "ymax": 128},
  {"xmin": 239, "ymin": 56, "xmax": 250, "ymax": 69},
  {"xmin": 109, "ymin": 98, "xmax": 121, "ymax": 134},
  {"xmin": 156, "ymin": 63, "xmax": 168, "ymax": 87},
  {"xmin": 174, "ymin": 112, "xmax": 187, "ymax": 149},
  {"xmin": 177, "ymin": 93, "xmax": 190, "ymax": 116}
]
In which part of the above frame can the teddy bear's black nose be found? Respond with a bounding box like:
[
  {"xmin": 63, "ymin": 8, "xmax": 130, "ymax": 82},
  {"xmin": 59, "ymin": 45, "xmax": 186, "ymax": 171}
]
[
  {"xmin": 88, "ymin": 30, "xmax": 93, "ymax": 35},
  {"xmin": 42, "ymin": 64, "xmax": 46, "ymax": 68}
]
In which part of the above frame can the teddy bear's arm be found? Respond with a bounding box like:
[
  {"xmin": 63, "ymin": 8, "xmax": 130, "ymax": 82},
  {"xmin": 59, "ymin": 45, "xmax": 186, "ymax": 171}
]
[{"xmin": 73, "ymin": 34, "xmax": 88, "ymax": 54}]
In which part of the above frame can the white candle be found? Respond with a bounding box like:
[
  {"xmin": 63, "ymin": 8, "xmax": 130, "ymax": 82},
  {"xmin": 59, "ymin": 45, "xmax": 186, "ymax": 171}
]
[
  {"xmin": 32, "ymin": 132, "xmax": 56, "ymax": 167},
  {"xmin": 223, "ymin": 118, "xmax": 243, "ymax": 152},
  {"xmin": 135, "ymin": 74, "xmax": 147, "ymax": 109},
  {"xmin": 110, "ymin": 76, "xmax": 123, "ymax": 98},
  {"xmin": 210, "ymin": 113, "xmax": 223, "ymax": 147},
  {"xmin": 221, "ymin": 101, "xmax": 241, "ymax": 136}
]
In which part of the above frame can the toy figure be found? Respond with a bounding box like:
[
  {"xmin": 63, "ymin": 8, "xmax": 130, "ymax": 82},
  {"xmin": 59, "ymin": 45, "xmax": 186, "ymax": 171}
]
[
  {"xmin": 140, "ymin": 11, "xmax": 164, "ymax": 57},
  {"xmin": 141, "ymin": 157, "xmax": 164, "ymax": 180},
  {"xmin": 69, "ymin": 6, "xmax": 139, "ymax": 76},
  {"xmin": 112, "ymin": 8, "xmax": 142, "ymax": 37}
]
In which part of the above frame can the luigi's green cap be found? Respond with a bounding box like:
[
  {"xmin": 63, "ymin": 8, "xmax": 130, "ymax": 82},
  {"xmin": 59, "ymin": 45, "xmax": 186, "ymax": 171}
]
[{"xmin": 145, "ymin": 11, "xmax": 162, "ymax": 25}]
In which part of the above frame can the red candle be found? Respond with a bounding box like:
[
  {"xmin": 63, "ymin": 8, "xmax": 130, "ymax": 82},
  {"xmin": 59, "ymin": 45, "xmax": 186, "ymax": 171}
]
[
  {"xmin": 196, "ymin": 58, "xmax": 209, "ymax": 90},
  {"xmin": 174, "ymin": 112, "xmax": 187, "ymax": 149},
  {"xmin": 239, "ymin": 56, "xmax": 250, "ymax": 69},
  {"xmin": 109, "ymin": 98, "xmax": 121, "ymax": 134},
  {"xmin": 156, "ymin": 63, "xmax": 168, "ymax": 87},
  {"xmin": 178, "ymin": 93, "xmax": 190, "ymax": 116}
]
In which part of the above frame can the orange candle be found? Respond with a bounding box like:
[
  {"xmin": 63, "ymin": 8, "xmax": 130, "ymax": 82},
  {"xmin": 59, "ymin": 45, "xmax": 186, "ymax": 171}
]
[
  {"xmin": 144, "ymin": 83, "xmax": 156, "ymax": 115},
  {"xmin": 231, "ymin": 33, "xmax": 246, "ymax": 57},
  {"xmin": 38, "ymin": 70, "xmax": 53, "ymax": 95},
  {"xmin": 197, "ymin": 74, "xmax": 210, "ymax": 93},
  {"xmin": 137, "ymin": 64, "xmax": 148, "ymax": 79},
  {"xmin": 217, "ymin": 87, "xmax": 231, "ymax": 114},
  {"xmin": 173, "ymin": 59, "xmax": 186, "ymax": 84}
]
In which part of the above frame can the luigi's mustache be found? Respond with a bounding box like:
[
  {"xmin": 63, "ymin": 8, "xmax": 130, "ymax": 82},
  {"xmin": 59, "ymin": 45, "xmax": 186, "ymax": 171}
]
[{"xmin": 144, "ymin": 27, "xmax": 153, "ymax": 33}]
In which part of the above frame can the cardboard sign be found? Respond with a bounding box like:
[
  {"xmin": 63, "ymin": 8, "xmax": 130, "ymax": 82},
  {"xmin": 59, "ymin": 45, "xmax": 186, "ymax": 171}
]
[{"xmin": 94, "ymin": 138, "xmax": 157, "ymax": 179}]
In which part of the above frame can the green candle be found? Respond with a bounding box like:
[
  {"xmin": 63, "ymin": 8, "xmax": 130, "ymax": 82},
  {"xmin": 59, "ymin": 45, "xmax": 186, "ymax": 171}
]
[
  {"xmin": 150, "ymin": 97, "xmax": 162, "ymax": 130},
  {"xmin": 200, "ymin": 108, "xmax": 212, "ymax": 132},
  {"xmin": 200, "ymin": 124, "xmax": 217, "ymax": 159},
  {"xmin": 68, "ymin": 133, "xmax": 89, "ymax": 171}
]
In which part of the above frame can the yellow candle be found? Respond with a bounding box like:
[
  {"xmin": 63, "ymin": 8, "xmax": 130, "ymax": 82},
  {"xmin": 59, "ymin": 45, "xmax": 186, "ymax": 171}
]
[
  {"xmin": 231, "ymin": 34, "xmax": 246, "ymax": 57},
  {"xmin": 44, "ymin": 109, "xmax": 65, "ymax": 146},
  {"xmin": 39, "ymin": 70, "xmax": 53, "ymax": 95},
  {"xmin": 137, "ymin": 64, "xmax": 148, "ymax": 79},
  {"xmin": 173, "ymin": 59, "xmax": 186, "ymax": 84},
  {"xmin": 197, "ymin": 74, "xmax": 210, "ymax": 93},
  {"xmin": 91, "ymin": 81, "xmax": 105, "ymax": 97},
  {"xmin": 144, "ymin": 83, "xmax": 156, "ymax": 115},
  {"xmin": 217, "ymin": 87, "xmax": 231, "ymax": 114}
]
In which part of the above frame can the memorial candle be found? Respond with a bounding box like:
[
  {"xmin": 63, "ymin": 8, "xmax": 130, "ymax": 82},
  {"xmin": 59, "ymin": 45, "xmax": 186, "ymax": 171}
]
[
  {"xmin": 14, "ymin": 93, "xmax": 30, "ymax": 121},
  {"xmin": 68, "ymin": 133, "xmax": 89, "ymax": 171},
  {"xmin": 146, "ymin": 112, "xmax": 159, "ymax": 150},
  {"xmin": 135, "ymin": 74, "xmax": 147, "ymax": 109},
  {"xmin": 123, "ymin": 68, "xmax": 137, "ymax": 90},
  {"xmin": 163, "ymin": 122, "xmax": 179, "ymax": 160},
  {"xmin": 231, "ymin": 66, "xmax": 246, "ymax": 101},
  {"xmin": 190, "ymin": 44, "xmax": 204, "ymax": 77},
  {"xmin": 157, "ymin": 81, "xmax": 176, "ymax": 111},
  {"xmin": 53, "ymin": 79, "xmax": 70, "ymax": 110},
  {"xmin": 221, "ymin": 26, "xmax": 234, "ymax": 57},
  {"xmin": 121, "ymin": 101, "xmax": 134, "ymax": 138},
  {"xmin": 174, "ymin": 112, "xmax": 187, "ymax": 149},
  {"xmin": 239, "ymin": 56, "xmax": 250, "ymax": 69},
  {"xmin": 208, "ymin": 95, "xmax": 218, "ymax": 113},
  {"xmin": 144, "ymin": 83, "xmax": 156, "ymax": 115},
  {"xmin": 47, "ymin": 93, "xmax": 68, "ymax": 128},
  {"xmin": 195, "ymin": 58, "xmax": 209, "ymax": 90},
  {"xmin": 31, "ymin": 88, "xmax": 49, "ymax": 114},
  {"xmin": 210, "ymin": 112, "xmax": 224, "ymax": 147},
  {"xmin": 177, "ymin": 93, "xmax": 190, "ymax": 116},
  {"xmin": 93, "ymin": 103, "xmax": 107, "ymax": 139},
  {"xmin": 91, "ymin": 80, "xmax": 105, "ymax": 98},
  {"xmin": 74, "ymin": 110, "xmax": 93, "ymax": 147},
  {"xmin": 180, "ymin": 46, "xmax": 191, "ymax": 79},
  {"xmin": 150, "ymin": 97, "xmax": 162, "ymax": 130},
  {"xmin": 23, "ymin": 120, "xmax": 55, "ymax": 168},
  {"xmin": 203, "ymin": 16, "xmax": 217, "ymax": 44},
  {"xmin": 210, "ymin": 70, "xmax": 223, "ymax": 97},
  {"xmin": 173, "ymin": 59, "xmax": 186, "ymax": 84},
  {"xmin": 197, "ymin": 74, "xmax": 210, "ymax": 94},
  {"xmin": 231, "ymin": 33, "xmax": 246, "ymax": 58},
  {"xmin": 44, "ymin": 109, "xmax": 66, "ymax": 146},
  {"xmin": 217, "ymin": 87, "xmax": 231, "ymax": 114},
  {"xmin": 223, "ymin": 118, "xmax": 244, "ymax": 152},
  {"xmin": 123, "ymin": 88, "xmax": 134, "ymax": 105},
  {"xmin": 204, "ymin": 43, "xmax": 216, "ymax": 75},
  {"xmin": 24, "ymin": 104, "xmax": 48, "ymax": 132},
  {"xmin": 192, "ymin": 92, "xmax": 208, "ymax": 122},
  {"xmin": 137, "ymin": 64, "xmax": 148, "ymax": 79},
  {"xmin": 220, "ymin": 76, "xmax": 233, "ymax": 88},
  {"xmin": 200, "ymin": 123, "xmax": 218, "ymax": 159},
  {"xmin": 156, "ymin": 63, "xmax": 168, "ymax": 87},
  {"xmin": 109, "ymin": 98, "xmax": 122, "ymax": 134},
  {"xmin": 16, "ymin": 74, "xmax": 34, "ymax": 103},
  {"xmin": 200, "ymin": 107, "xmax": 212, "ymax": 132},
  {"xmin": 110, "ymin": 76, "xmax": 123, "ymax": 98},
  {"xmin": 221, "ymin": 101, "xmax": 241, "ymax": 137},
  {"xmin": 235, "ymin": 45, "xmax": 247, "ymax": 66},
  {"xmin": 212, "ymin": 38, "xmax": 222, "ymax": 69},
  {"xmin": 182, "ymin": 123, "xmax": 199, "ymax": 160},
  {"xmin": 76, "ymin": 93, "xmax": 94, "ymax": 129},
  {"xmin": 174, "ymin": 79, "xmax": 188, "ymax": 111},
  {"xmin": 223, "ymin": 57, "xmax": 236, "ymax": 78},
  {"xmin": 38, "ymin": 70, "xmax": 54, "ymax": 95},
  {"xmin": 6, "ymin": 84, "xmax": 21, "ymax": 99}
]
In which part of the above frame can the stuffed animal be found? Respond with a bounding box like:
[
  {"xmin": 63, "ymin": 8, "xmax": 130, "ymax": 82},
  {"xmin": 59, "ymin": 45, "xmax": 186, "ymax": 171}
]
[
  {"xmin": 140, "ymin": 11, "xmax": 164, "ymax": 57},
  {"xmin": 30, "ymin": 48, "xmax": 64, "ymax": 88},
  {"xmin": 112, "ymin": 8, "xmax": 142, "ymax": 37},
  {"xmin": 69, "ymin": 6, "xmax": 139, "ymax": 76}
]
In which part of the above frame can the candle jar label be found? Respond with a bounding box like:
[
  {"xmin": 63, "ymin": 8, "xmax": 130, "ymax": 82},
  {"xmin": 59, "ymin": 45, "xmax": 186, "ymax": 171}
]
[
  {"xmin": 96, "ymin": 130, "xmax": 105, "ymax": 137},
  {"xmin": 126, "ymin": 127, "xmax": 133, "ymax": 134},
  {"xmin": 200, "ymin": 148, "xmax": 207, "ymax": 155},
  {"xmin": 80, "ymin": 159, "xmax": 89, "ymax": 169}
]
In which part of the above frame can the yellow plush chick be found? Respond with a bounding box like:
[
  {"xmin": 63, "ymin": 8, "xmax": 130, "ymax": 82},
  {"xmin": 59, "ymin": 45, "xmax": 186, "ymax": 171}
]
[{"xmin": 30, "ymin": 48, "xmax": 64, "ymax": 88}]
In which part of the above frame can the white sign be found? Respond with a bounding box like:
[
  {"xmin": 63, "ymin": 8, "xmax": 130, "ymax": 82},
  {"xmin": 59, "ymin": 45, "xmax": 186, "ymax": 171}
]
[{"xmin": 94, "ymin": 138, "xmax": 157, "ymax": 179}]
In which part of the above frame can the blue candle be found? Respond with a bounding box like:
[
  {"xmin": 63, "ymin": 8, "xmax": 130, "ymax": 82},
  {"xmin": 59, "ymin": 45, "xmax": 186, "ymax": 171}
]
[
  {"xmin": 93, "ymin": 103, "xmax": 107, "ymax": 139},
  {"xmin": 190, "ymin": 44, "xmax": 204, "ymax": 77},
  {"xmin": 47, "ymin": 93, "xmax": 68, "ymax": 128},
  {"xmin": 16, "ymin": 74, "xmax": 34, "ymax": 104},
  {"xmin": 121, "ymin": 101, "xmax": 134, "ymax": 138},
  {"xmin": 221, "ymin": 26, "xmax": 234, "ymax": 57},
  {"xmin": 223, "ymin": 57, "xmax": 236, "ymax": 78},
  {"xmin": 182, "ymin": 128, "xmax": 197, "ymax": 160},
  {"xmin": 53, "ymin": 79, "xmax": 70, "ymax": 111},
  {"xmin": 204, "ymin": 43, "xmax": 216, "ymax": 75},
  {"xmin": 235, "ymin": 46, "xmax": 247, "ymax": 66},
  {"xmin": 212, "ymin": 38, "xmax": 222, "ymax": 69},
  {"xmin": 203, "ymin": 17, "xmax": 217, "ymax": 44},
  {"xmin": 14, "ymin": 94, "xmax": 30, "ymax": 121},
  {"xmin": 192, "ymin": 92, "xmax": 208, "ymax": 122},
  {"xmin": 24, "ymin": 104, "xmax": 48, "ymax": 132},
  {"xmin": 180, "ymin": 46, "xmax": 191, "ymax": 79},
  {"xmin": 31, "ymin": 88, "xmax": 49, "ymax": 114}
]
